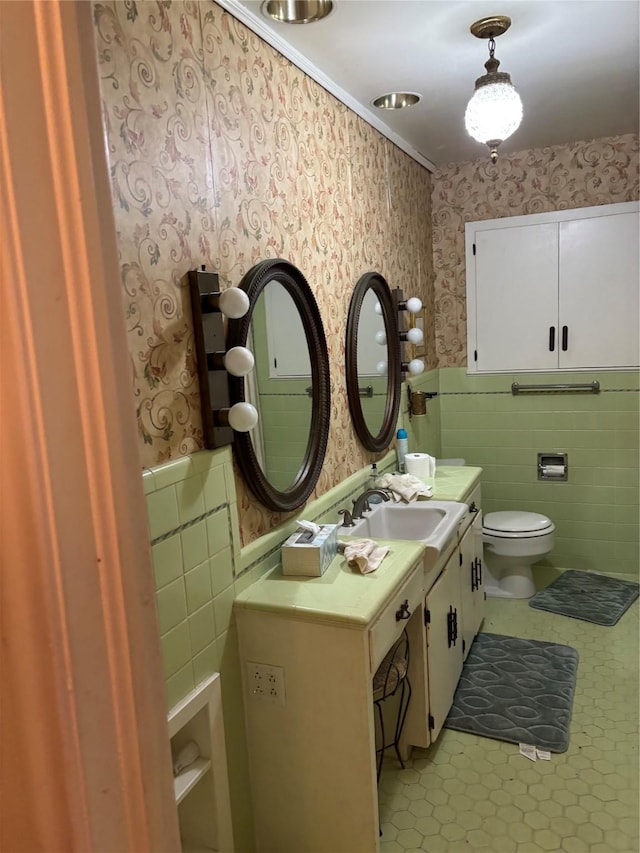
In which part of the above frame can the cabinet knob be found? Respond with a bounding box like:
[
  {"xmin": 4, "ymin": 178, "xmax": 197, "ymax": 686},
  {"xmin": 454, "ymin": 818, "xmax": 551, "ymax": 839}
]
[{"xmin": 395, "ymin": 600, "xmax": 411, "ymax": 621}]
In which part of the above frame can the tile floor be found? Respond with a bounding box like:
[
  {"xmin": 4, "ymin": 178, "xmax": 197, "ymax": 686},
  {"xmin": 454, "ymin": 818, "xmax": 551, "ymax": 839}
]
[{"xmin": 378, "ymin": 586, "xmax": 639, "ymax": 852}]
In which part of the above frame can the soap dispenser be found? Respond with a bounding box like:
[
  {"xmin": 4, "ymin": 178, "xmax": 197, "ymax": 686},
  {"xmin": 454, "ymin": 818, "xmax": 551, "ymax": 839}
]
[{"xmin": 396, "ymin": 428, "xmax": 409, "ymax": 473}]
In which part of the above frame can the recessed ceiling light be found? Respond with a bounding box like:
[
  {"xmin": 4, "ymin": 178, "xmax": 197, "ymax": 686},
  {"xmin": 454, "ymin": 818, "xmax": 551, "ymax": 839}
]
[
  {"xmin": 372, "ymin": 92, "xmax": 421, "ymax": 110},
  {"xmin": 261, "ymin": 1, "xmax": 334, "ymax": 24}
]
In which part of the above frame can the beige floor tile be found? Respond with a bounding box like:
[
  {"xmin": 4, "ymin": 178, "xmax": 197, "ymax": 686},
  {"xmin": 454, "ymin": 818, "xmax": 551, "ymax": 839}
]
[{"xmin": 379, "ymin": 594, "xmax": 639, "ymax": 853}]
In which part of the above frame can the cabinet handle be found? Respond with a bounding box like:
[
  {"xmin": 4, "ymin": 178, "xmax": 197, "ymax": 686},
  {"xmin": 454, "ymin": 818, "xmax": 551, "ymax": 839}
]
[
  {"xmin": 548, "ymin": 326, "xmax": 555, "ymax": 352},
  {"xmin": 471, "ymin": 561, "xmax": 477, "ymax": 592},
  {"xmin": 447, "ymin": 606, "xmax": 458, "ymax": 647},
  {"xmin": 561, "ymin": 325, "xmax": 568, "ymax": 351},
  {"xmin": 478, "ymin": 558, "xmax": 482, "ymax": 585},
  {"xmin": 395, "ymin": 600, "xmax": 411, "ymax": 621}
]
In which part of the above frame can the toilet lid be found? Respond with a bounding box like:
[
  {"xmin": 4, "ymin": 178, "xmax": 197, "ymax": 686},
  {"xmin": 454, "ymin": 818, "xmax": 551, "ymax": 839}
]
[{"xmin": 483, "ymin": 511, "xmax": 553, "ymax": 534}]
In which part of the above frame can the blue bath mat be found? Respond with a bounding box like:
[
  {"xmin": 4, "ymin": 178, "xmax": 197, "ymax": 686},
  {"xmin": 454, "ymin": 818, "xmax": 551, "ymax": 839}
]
[
  {"xmin": 444, "ymin": 633, "xmax": 578, "ymax": 753},
  {"xmin": 529, "ymin": 570, "xmax": 640, "ymax": 626}
]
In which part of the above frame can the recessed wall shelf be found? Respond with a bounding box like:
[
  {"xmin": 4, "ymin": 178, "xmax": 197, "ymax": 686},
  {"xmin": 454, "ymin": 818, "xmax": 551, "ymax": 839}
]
[{"xmin": 168, "ymin": 673, "xmax": 234, "ymax": 853}]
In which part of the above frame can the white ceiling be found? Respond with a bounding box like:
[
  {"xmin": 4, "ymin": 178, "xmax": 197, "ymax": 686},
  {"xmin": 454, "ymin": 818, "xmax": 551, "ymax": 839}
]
[{"xmin": 217, "ymin": 0, "xmax": 640, "ymax": 170}]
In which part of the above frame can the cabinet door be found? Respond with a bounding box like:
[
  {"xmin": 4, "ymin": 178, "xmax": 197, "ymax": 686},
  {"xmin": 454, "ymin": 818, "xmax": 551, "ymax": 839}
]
[
  {"xmin": 473, "ymin": 223, "xmax": 558, "ymax": 371},
  {"xmin": 459, "ymin": 513, "xmax": 484, "ymax": 661},
  {"xmin": 425, "ymin": 558, "xmax": 464, "ymax": 741},
  {"xmin": 559, "ymin": 211, "xmax": 640, "ymax": 369}
]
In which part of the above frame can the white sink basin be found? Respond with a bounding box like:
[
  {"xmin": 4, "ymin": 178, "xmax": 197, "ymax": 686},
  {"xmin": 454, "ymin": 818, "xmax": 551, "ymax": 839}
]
[{"xmin": 343, "ymin": 500, "xmax": 468, "ymax": 554}]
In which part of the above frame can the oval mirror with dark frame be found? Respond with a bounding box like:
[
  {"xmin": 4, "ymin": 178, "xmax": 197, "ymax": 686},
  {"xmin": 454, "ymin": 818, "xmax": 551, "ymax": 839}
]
[
  {"xmin": 226, "ymin": 259, "xmax": 331, "ymax": 513},
  {"xmin": 346, "ymin": 272, "xmax": 401, "ymax": 453}
]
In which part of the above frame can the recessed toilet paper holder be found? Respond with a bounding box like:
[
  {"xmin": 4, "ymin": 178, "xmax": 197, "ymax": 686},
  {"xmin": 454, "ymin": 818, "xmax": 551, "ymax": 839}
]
[{"xmin": 538, "ymin": 453, "xmax": 568, "ymax": 481}]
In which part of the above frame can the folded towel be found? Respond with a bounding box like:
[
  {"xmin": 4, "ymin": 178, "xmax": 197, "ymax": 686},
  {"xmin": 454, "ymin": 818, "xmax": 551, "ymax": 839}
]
[
  {"xmin": 375, "ymin": 472, "xmax": 433, "ymax": 503},
  {"xmin": 342, "ymin": 539, "xmax": 390, "ymax": 574}
]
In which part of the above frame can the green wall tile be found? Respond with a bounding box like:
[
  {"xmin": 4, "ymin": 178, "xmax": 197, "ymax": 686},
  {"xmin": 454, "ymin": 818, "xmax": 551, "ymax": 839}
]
[
  {"xmin": 203, "ymin": 464, "xmax": 228, "ymax": 509},
  {"xmin": 193, "ymin": 640, "xmax": 222, "ymax": 688},
  {"xmin": 146, "ymin": 486, "xmax": 179, "ymax": 540},
  {"xmin": 161, "ymin": 622, "xmax": 192, "ymax": 679},
  {"xmin": 213, "ymin": 584, "xmax": 236, "ymax": 638},
  {"xmin": 181, "ymin": 520, "xmax": 208, "ymax": 571},
  {"xmin": 184, "ymin": 562, "xmax": 212, "ymax": 614},
  {"xmin": 206, "ymin": 508, "xmax": 231, "ymax": 555},
  {"xmin": 152, "ymin": 534, "xmax": 183, "ymax": 589},
  {"xmin": 156, "ymin": 578, "xmax": 187, "ymax": 634},
  {"xmin": 175, "ymin": 474, "xmax": 205, "ymax": 524},
  {"xmin": 189, "ymin": 603, "xmax": 217, "ymax": 655},
  {"xmin": 211, "ymin": 548, "xmax": 234, "ymax": 597},
  {"xmin": 165, "ymin": 663, "xmax": 195, "ymax": 712}
]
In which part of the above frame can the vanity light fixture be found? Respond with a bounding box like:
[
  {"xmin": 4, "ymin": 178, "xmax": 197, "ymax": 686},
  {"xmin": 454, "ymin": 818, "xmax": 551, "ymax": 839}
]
[
  {"xmin": 261, "ymin": 0, "xmax": 333, "ymax": 24},
  {"xmin": 188, "ymin": 266, "xmax": 259, "ymax": 448},
  {"xmin": 465, "ymin": 15, "xmax": 523, "ymax": 163},
  {"xmin": 395, "ymin": 293, "xmax": 425, "ymax": 376}
]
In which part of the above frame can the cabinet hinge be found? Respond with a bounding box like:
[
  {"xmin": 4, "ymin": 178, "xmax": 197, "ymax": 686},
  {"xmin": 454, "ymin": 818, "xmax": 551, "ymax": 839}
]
[
  {"xmin": 428, "ymin": 714, "xmax": 435, "ymax": 730},
  {"xmin": 424, "ymin": 607, "xmax": 431, "ymax": 625},
  {"xmin": 472, "ymin": 243, "xmax": 476, "ymax": 256},
  {"xmin": 463, "ymin": 639, "xmax": 466, "ymax": 653}
]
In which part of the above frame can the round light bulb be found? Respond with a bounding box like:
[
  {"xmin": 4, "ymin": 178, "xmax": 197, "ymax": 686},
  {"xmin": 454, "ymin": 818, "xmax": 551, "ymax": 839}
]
[
  {"xmin": 223, "ymin": 346, "xmax": 255, "ymax": 377},
  {"xmin": 375, "ymin": 330, "xmax": 387, "ymax": 346},
  {"xmin": 465, "ymin": 82, "xmax": 523, "ymax": 145},
  {"xmin": 227, "ymin": 402, "xmax": 258, "ymax": 432},
  {"xmin": 376, "ymin": 360, "xmax": 388, "ymax": 376},
  {"xmin": 408, "ymin": 359, "xmax": 425, "ymax": 376},
  {"xmin": 406, "ymin": 327, "xmax": 424, "ymax": 345},
  {"xmin": 218, "ymin": 287, "xmax": 250, "ymax": 319},
  {"xmin": 374, "ymin": 301, "xmax": 383, "ymax": 315},
  {"xmin": 405, "ymin": 297, "xmax": 422, "ymax": 314}
]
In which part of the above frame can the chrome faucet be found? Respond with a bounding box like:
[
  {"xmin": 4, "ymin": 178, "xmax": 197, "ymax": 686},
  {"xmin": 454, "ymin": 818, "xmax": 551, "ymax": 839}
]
[{"xmin": 351, "ymin": 488, "xmax": 391, "ymax": 519}]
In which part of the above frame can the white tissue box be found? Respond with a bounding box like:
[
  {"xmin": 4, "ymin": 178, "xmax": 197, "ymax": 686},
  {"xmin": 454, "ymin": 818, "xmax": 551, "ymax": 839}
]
[{"xmin": 281, "ymin": 524, "xmax": 339, "ymax": 577}]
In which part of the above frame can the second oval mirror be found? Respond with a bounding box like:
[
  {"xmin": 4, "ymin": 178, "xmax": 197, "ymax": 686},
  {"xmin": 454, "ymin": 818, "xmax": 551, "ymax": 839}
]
[{"xmin": 346, "ymin": 272, "xmax": 401, "ymax": 452}]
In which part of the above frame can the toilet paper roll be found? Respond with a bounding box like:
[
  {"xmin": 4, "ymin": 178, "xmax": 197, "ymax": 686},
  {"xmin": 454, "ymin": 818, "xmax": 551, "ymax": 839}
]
[
  {"xmin": 404, "ymin": 452, "xmax": 436, "ymax": 479},
  {"xmin": 540, "ymin": 464, "xmax": 565, "ymax": 478}
]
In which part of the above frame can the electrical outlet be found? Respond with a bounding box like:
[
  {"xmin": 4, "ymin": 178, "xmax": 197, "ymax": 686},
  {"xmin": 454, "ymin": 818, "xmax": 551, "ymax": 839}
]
[{"xmin": 246, "ymin": 661, "xmax": 286, "ymax": 706}]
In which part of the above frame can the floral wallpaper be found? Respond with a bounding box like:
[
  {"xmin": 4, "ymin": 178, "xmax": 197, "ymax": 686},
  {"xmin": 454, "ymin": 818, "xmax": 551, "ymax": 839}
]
[
  {"xmin": 93, "ymin": 0, "xmax": 434, "ymax": 543},
  {"xmin": 432, "ymin": 134, "xmax": 640, "ymax": 366}
]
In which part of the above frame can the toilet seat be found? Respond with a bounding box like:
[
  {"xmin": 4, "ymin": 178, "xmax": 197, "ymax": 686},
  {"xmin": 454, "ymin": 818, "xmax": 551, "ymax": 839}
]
[{"xmin": 483, "ymin": 511, "xmax": 554, "ymax": 539}]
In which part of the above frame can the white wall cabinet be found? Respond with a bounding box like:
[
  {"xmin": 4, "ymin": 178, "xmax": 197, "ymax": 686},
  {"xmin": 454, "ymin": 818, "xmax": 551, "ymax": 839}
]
[{"xmin": 466, "ymin": 202, "xmax": 640, "ymax": 373}]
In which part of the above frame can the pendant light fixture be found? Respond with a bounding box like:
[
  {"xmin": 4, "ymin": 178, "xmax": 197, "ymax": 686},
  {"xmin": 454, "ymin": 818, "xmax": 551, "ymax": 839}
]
[{"xmin": 465, "ymin": 15, "xmax": 523, "ymax": 163}]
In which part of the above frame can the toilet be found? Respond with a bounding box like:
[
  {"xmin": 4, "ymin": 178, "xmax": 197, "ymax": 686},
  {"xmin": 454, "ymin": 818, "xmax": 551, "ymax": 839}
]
[{"xmin": 482, "ymin": 511, "xmax": 555, "ymax": 599}]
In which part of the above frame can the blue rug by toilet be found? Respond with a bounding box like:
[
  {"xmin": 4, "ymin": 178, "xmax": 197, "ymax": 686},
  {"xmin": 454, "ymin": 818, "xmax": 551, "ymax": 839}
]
[
  {"xmin": 444, "ymin": 633, "xmax": 578, "ymax": 753},
  {"xmin": 529, "ymin": 570, "xmax": 640, "ymax": 626}
]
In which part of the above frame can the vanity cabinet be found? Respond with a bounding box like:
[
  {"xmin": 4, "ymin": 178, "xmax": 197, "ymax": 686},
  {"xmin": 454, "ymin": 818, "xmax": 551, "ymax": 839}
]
[
  {"xmin": 423, "ymin": 484, "xmax": 484, "ymax": 740},
  {"xmin": 235, "ymin": 543, "xmax": 427, "ymax": 853},
  {"xmin": 234, "ymin": 467, "xmax": 484, "ymax": 852},
  {"xmin": 465, "ymin": 201, "xmax": 640, "ymax": 373}
]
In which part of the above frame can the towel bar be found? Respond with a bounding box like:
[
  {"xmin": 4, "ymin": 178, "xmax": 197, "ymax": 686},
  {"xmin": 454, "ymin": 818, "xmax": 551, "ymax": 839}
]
[{"xmin": 511, "ymin": 381, "xmax": 600, "ymax": 395}]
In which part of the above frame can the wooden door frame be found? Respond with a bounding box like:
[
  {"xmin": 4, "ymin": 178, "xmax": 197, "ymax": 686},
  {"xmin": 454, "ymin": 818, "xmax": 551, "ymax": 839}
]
[{"xmin": 0, "ymin": 2, "xmax": 181, "ymax": 849}]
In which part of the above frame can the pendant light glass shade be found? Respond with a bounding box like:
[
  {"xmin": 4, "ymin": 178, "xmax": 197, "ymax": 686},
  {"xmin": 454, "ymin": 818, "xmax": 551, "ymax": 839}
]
[{"xmin": 465, "ymin": 80, "xmax": 523, "ymax": 146}]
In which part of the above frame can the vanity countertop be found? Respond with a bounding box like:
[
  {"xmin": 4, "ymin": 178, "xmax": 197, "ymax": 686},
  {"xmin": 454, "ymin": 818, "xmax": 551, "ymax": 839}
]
[
  {"xmin": 234, "ymin": 539, "xmax": 424, "ymax": 628},
  {"xmin": 429, "ymin": 465, "xmax": 482, "ymax": 502}
]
